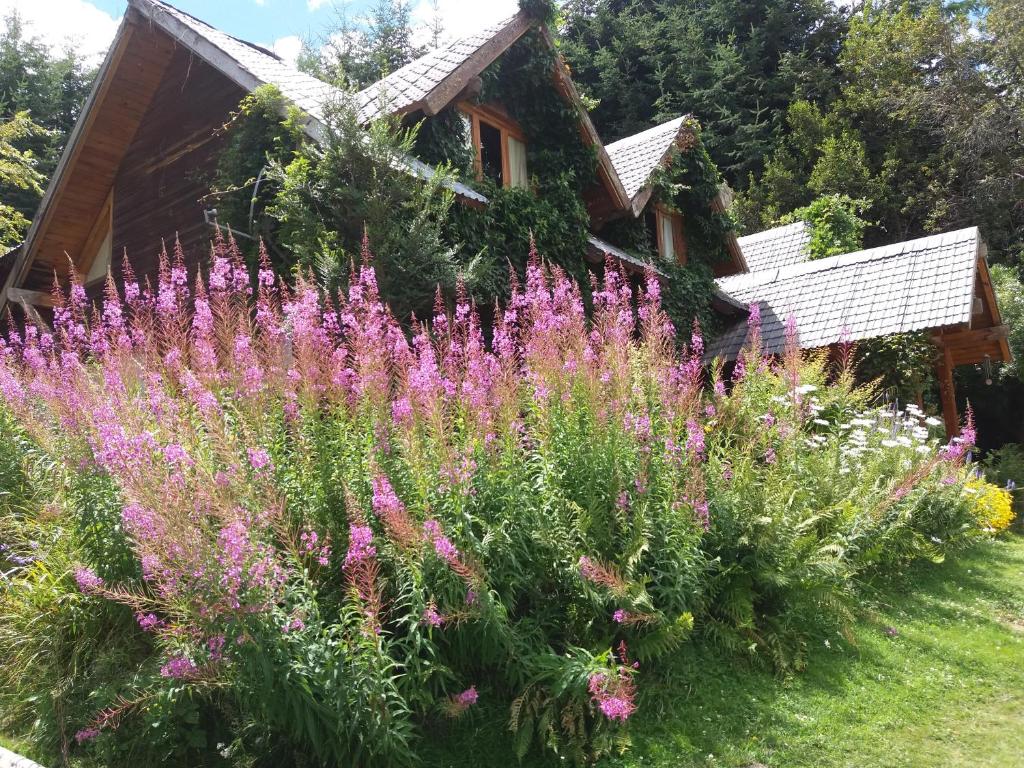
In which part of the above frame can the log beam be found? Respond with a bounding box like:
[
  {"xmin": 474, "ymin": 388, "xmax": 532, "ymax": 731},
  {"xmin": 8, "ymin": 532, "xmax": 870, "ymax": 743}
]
[{"xmin": 935, "ymin": 343, "xmax": 959, "ymax": 439}]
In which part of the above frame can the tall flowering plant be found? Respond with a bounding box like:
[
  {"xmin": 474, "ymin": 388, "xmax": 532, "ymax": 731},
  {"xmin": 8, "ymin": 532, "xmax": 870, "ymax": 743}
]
[{"xmin": 0, "ymin": 233, "xmax": 981, "ymax": 765}]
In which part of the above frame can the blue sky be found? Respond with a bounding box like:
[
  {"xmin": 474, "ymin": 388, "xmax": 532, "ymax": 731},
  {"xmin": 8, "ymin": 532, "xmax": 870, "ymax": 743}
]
[
  {"xmin": 0, "ymin": 0, "xmax": 520, "ymax": 64},
  {"xmin": 90, "ymin": 0, "xmax": 374, "ymax": 49}
]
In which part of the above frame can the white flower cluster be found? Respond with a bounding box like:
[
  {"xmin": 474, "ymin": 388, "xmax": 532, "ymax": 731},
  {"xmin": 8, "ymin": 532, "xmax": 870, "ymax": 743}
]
[{"xmin": 834, "ymin": 402, "xmax": 944, "ymax": 470}]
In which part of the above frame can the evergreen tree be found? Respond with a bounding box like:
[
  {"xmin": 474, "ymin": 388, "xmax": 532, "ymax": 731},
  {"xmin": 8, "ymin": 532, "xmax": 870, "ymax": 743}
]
[
  {"xmin": 0, "ymin": 12, "xmax": 94, "ymax": 220},
  {"xmin": 558, "ymin": 0, "xmax": 847, "ymax": 185},
  {"xmin": 301, "ymin": 1, "xmax": 425, "ymax": 89}
]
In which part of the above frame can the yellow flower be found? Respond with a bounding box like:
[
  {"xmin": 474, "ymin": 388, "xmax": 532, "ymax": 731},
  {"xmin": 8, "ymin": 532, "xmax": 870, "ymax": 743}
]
[{"xmin": 965, "ymin": 479, "xmax": 1015, "ymax": 534}]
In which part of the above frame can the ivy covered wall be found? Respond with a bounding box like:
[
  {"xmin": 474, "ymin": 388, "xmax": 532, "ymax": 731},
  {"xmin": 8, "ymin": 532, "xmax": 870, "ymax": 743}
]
[{"xmin": 210, "ymin": 31, "xmax": 737, "ymax": 333}]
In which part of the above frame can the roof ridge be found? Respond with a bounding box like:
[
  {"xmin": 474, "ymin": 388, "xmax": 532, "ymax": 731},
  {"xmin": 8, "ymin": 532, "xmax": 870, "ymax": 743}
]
[
  {"xmin": 737, "ymin": 220, "xmax": 808, "ymax": 244},
  {"xmin": 726, "ymin": 226, "xmax": 980, "ymax": 288},
  {"xmin": 605, "ymin": 115, "xmax": 687, "ymax": 153},
  {"xmin": 142, "ymin": 0, "xmax": 283, "ymax": 60}
]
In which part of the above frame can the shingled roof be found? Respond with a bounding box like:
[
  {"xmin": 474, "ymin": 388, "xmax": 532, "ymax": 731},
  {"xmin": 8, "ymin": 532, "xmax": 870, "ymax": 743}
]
[
  {"xmin": 132, "ymin": 0, "xmax": 487, "ymax": 204},
  {"xmin": 737, "ymin": 221, "xmax": 811, "ymax": 273},
  {"xmin": 605, "ymin": 116, "xmax": 689, "ymax": 209},
  {"xmin": 708, "ymin": 227, "xmax": 984, "ymax": 360},
  {"xmin": 356, "ymin": 14, "xmax": 531, "ymax": 123}
]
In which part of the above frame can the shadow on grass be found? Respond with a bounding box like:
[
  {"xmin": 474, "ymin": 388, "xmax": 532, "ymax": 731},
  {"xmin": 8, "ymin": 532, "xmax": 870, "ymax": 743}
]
[{"xmin": 419, "ymin": 536, "xmax": 1024, "ymax": 767}]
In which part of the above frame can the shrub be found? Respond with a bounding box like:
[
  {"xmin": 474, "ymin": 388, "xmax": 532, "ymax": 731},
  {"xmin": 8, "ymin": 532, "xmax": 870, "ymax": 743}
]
[
  {"xmin": 964, "ymin": 478, "xmax": 1016, "ymax": 534},
  {"xmin": 0, "ymin": 235, "xmax": 983, "ymax": 765}
]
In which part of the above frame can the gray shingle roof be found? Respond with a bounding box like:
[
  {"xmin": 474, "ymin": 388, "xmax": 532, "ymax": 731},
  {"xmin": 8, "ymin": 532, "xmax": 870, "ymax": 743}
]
[
  {"xmin": 737, "ymin": 221, "xmax": 811, "ymax": 273},
  {"xmin": 587, "ymin": 235, "xmax": 663, "ymax": 275},
  {"xmin": 605, "ymin": 116, "xmax": 687, "ymax": 202},
  {"xmin": 133, "ymin": 0, "xmax": 487, "ymax": 203},
  {"xmin": 355, "ymin": 16, "xmax": 521, "ymax": 123},
  {"xmin": 708, "ymin": 227, "xmax": 981, "ymax": 360},
  {"xmin": 140, "ymin": 0, "xmax": 336, "ymax": 122}
]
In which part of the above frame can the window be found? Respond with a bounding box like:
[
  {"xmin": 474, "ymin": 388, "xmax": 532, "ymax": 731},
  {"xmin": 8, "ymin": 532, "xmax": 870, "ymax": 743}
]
[
  {"xmin": 459, "ymin": 102, "xmax": 529, "ymax": 189},
  {"xmin": 83, "ymin": 189, "xmax": 113, "ymax": 284},
  {"xmin": 654, "ymin": 206, "xmax": 686, "ymax": 265}
]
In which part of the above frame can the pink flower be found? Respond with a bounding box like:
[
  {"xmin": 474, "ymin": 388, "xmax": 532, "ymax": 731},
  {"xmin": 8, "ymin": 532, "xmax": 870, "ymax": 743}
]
[
  {"xmin": 422, "ymin": 603, "xmax": 445, "ymax": 627},
  {"xmin": 423, "ymin": 519, "xmax": 459, "ymax": 564},
  {"xmin": 344, "ymin": 524, "xmax": 377, "ymax": 569},
  {"xmin": 685, "ymin": 419, "xmax": 705, "ymax": 458},
  {"xmin": 247, "ymin": 447, "xmax": 272, "ymax": 472},
  {"xmin": 613, "ymin": 609, "xmax": 628, "ymax": 623},
  {"xmin": 74, "ymin": 566, "xmax": 103, "ymax": 594},
  {"xmin": 160, "ymin": 655, "xmax": 198, "ymax": 679},
  {"xmin": 588, "ymin": 671, "xmax": 637, "ymax": 722},
  {"xmin": 456, "ymin": 686, "xmax": 478, "ymax": 706},
  {"xmin": 75, "ymin": 727, "xmax": 100, "ymax": 744}
]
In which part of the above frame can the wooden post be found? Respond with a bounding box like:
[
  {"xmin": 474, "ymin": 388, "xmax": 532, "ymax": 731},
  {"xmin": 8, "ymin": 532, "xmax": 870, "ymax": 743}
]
[{"xmin": 935, "ymin": 343, "xmax": 959, "ymax": 440}]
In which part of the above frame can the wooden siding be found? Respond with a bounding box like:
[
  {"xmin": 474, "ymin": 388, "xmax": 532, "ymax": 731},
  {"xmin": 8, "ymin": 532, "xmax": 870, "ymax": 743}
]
[
  {"xmin": 22, "ymin": 16, "xmax": 177, "ymax": 290},
  {"xmin": 111, "ymin": 46, "xmax": 245, "ymax": 287}
]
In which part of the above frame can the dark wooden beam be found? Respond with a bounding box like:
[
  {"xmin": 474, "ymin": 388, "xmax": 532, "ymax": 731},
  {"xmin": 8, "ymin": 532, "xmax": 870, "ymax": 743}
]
[{"xmin": 935, "ymin": 342, "xmax": 959, "ymax": 439}]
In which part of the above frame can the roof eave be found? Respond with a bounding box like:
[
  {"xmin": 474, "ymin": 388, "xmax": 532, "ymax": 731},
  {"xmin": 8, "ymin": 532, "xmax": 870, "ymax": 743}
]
[{"xmin": 0, "ymin": 10, "xmax": 141, "ymax": 315}]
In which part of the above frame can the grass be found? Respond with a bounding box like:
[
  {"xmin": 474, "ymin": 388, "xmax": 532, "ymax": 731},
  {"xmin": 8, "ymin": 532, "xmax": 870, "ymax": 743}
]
[{"xmin": 424, "ymin": 534, "xmax": 1024, "ymax": 767}]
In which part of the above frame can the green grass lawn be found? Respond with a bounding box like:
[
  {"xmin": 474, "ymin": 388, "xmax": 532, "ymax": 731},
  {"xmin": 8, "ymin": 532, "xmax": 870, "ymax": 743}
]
[{"xmin": 425, "ymin": 534, "xmax": 1024, "ymax": 767}]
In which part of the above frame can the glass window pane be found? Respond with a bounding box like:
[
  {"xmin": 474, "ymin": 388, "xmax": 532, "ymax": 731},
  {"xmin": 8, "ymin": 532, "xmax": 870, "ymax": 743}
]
[
  {"xmin": 478, "ymin": 120, "xmax": 504, "ymax": 185},
  {"xmin": 660, "ymin": 213, "xmax": 675, "ymax": 261},
  {"xmin": 508, "ymin": 135, "xmax": 528, "ymax": 188}
]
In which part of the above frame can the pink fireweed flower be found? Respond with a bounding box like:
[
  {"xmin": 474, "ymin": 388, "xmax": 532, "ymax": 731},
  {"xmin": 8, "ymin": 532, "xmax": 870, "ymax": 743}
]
[
  {"xmin": 160, "ymin": 655, "xmax": 198, "ymax": 679},
  {"xmin": 613, "ymin": 609, "xmax": 628, "ymax": 623},
  {"xmin": 456, "ymin": 686, "xmax": 478, "ymax": 706},
  {"xmin": 588, "ymin": 671, "xmax": 637, "ymax": 722},
  {"xmin": 135, "ymin": 612, "xmax": 160, "ymax": 631},
  {"xmin": 423, "ymin": 519, "xmax": 460, "ymax": 564},
  {"xmin": 422, "ymin": 603, "xmax": 445, "ymax": 628},
  {"xmin": 344, "ymin": 524, "xmax": 376, "ymax": 569},
  {"xmin": 300, "ymin": 528, "xmax": 332, "ymax": 566},
  {"xmin": 75, "ymin": 727, "xmax": 101, "ymax": 744},
  {"xmin": 207, "ymin": 634, "xmax": 226, "ymax": 661},
  {"xmin": 368, "ymin": 477, "xmax": 420, "ymax": 550},
  {"xmin": 247, "ymin": 447, "xmax": 272, "ymax": 472},
  {"xmin": 74, "ymin": 566, "xmax": 103, "ymax": 594},
  {"xmin": 282, "ymin": 617, "xmax": 305, "ymax": 633},
  {"xmin": 685, "ymin": 419, "xmax": 705, "ymax": 458}
]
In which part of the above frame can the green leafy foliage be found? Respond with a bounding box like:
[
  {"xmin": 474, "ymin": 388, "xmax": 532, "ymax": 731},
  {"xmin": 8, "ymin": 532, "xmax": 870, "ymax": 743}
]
[
  {"xmin": 422, "ymin": 30, "xmax": 600, "ymax": 302},
  {"xmin": 855, "ymin": 331, "xmax": 937, "ymax": 408},
  {"xmin": 783, "ymin": 193, "xmax": 870, "ymax": 261},
  {"xmin": 558, "ymin": 0, "xmax": 847, "ymax": 184},
  {"xmin": 990, "ymin": 264, "xmax": 1024, "ymax": 383},
  {"xmin": 0, "ymin": 12, "xmax": 94, "ymax": 223},
  {"xmin": 0, "ymin": 110, "xmax": 45, "ymax": 247}
]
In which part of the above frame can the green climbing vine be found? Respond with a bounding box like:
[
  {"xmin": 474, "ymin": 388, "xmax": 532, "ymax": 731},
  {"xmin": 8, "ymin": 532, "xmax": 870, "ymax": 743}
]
[
  {"xmin": 210, "ymin": 39, "xmax": 734, "ymax": 333},
  {"xmin": 411, "ymin": 30, "xmax": 598, "ymax": 302}
]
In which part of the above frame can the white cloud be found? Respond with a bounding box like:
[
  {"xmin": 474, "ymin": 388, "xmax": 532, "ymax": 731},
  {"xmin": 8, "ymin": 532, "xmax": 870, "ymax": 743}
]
[
  {"xmin": 411, "ymin": 0, "xmax": 519, "ymax": 46},
  {"xmin": 0, "ymin": 0, "xmax": 120, "ymax": 62},
  {"xmin": 254, "ymin": 0, "xmax": 267, "ymax": 6},
  {"xmin": 307, "ymin": 0, "xmax": 329, "ymax": 10},
  {"xmin": 271, "ymin": 34, "xmax": 303, "ymax": 66}
]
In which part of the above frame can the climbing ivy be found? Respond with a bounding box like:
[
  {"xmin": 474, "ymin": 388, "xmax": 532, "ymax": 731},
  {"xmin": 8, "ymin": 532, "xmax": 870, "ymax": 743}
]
[
  {"xmin": 209, "ymin": 85, "xmax": 305, "ymax": 273},
  {"xmin": 596, "ymin": 121, "xmax": 735, "ymax": 333},
  {"xmin": 411, "ymin": 30, "xmax": 598, "ymax": 302},
  {"xmin": 783, "ymin": 194, "xmax": 870, "ymax": 261},
  {"xmin": 212, "ymin": 40, "xmax": 734, "ymax": 334}
]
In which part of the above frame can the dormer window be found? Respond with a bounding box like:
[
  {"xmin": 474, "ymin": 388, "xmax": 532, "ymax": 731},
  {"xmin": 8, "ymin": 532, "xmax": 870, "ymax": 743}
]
[
  {"xmin": 459, "ymin": 102, "xmax": 528, "ymax": 189},
  {"xmin": 653, "ymin": 205, "xmax": 686, "ymax": 265}
]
